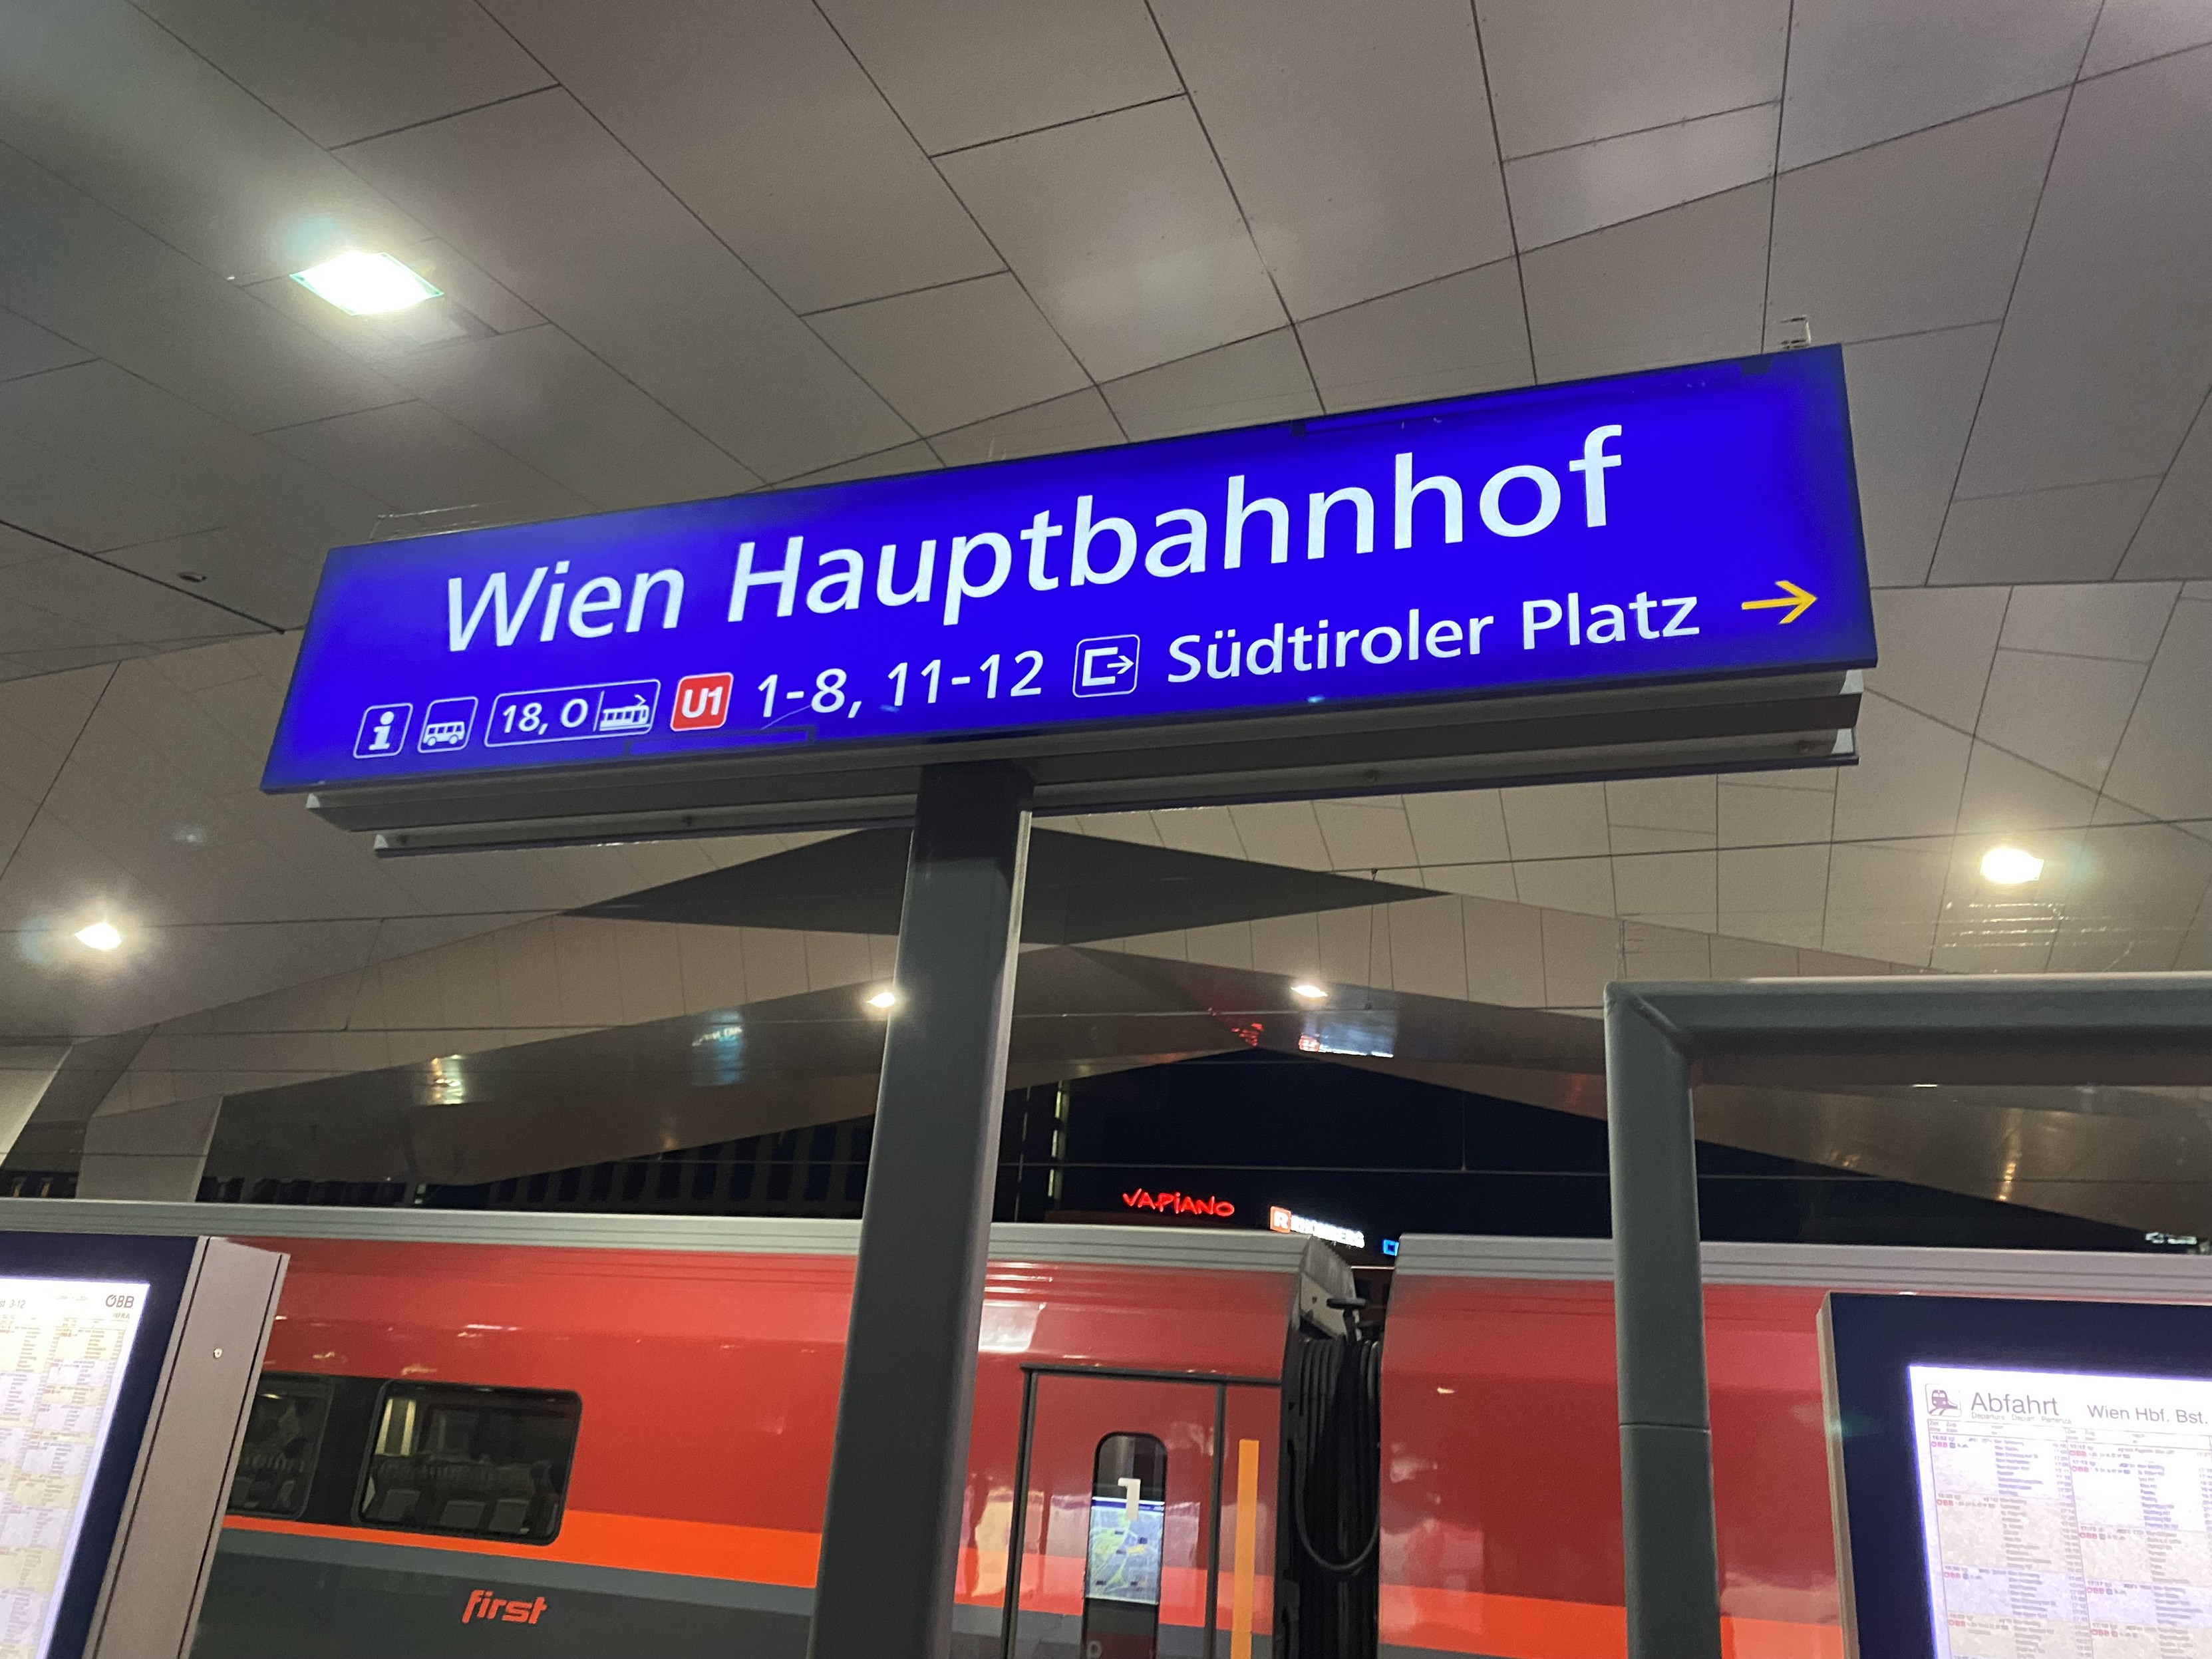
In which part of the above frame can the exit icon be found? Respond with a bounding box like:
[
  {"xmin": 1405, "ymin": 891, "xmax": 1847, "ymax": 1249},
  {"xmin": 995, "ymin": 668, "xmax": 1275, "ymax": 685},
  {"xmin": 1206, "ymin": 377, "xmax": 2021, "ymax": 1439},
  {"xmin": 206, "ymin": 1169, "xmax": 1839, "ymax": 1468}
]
[
  {"xmin": 671, "ymin": 672, "xmax": 734, "ymax": 730},
  {"xmin": 1073, "ymin": 635, "xmax": 1140, "ymax": 696}
]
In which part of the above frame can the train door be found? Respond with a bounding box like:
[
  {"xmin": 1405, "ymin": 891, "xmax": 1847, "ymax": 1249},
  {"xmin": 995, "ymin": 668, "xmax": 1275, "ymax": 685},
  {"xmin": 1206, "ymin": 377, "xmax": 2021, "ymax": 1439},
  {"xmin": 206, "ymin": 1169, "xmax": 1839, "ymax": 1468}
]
[{"xmin": 993, "ymin": 1365, "xmax": 1279, "ymax": 1659}]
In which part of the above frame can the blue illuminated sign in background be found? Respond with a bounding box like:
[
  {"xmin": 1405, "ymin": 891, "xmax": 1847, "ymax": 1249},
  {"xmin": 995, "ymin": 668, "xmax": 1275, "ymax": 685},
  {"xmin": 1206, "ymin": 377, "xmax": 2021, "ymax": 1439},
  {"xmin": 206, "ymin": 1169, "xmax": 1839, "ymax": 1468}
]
[{"xmin": 263, "ymin": 347, "xmax": 1872, "ymax": 794}]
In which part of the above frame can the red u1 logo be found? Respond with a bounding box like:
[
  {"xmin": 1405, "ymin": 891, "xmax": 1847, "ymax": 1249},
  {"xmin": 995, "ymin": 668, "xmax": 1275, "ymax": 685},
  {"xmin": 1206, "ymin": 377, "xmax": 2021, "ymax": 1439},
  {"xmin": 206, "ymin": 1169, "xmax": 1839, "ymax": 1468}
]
[{"xmin": 671, "ymin": 672, "xmax": 734, "ymax": 731}]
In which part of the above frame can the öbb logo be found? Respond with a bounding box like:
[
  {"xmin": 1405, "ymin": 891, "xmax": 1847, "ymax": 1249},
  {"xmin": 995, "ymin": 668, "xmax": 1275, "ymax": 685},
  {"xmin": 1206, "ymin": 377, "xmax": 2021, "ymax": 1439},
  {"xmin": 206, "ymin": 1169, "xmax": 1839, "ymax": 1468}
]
[{"xmin": 462, "ymin": 1590, "xmax": 547, "ymax": 1626}]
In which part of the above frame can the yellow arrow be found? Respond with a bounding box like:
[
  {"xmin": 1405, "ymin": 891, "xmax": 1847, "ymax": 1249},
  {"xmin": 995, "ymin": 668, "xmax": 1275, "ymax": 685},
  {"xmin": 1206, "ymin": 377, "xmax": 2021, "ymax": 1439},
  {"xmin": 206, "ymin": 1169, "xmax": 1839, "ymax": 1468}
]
[{"xmin": 1742, "ymin": 579, "xmax": 1817, "ymax": 624}]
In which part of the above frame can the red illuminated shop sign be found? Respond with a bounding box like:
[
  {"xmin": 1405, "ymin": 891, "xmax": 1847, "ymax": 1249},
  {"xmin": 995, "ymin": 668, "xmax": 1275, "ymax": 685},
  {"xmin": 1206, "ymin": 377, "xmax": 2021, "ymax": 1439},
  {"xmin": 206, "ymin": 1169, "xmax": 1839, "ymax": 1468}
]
[{"xmin": 1122, "ymin": 1187, "xmax": 1235, "ymax": 1219}]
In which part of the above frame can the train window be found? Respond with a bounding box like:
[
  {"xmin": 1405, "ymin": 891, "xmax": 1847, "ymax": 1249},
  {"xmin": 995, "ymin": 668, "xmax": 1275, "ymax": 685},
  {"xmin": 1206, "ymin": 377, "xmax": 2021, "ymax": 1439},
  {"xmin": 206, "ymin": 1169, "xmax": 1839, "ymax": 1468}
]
[
  {"xmin": 1082, "ymin": 1432, "xmax": 1168, "ymax": 1659},
  {"xmin": 356, "ymin": 1382, "xmax": 580, "ymax": 1545},
  {"xmin": 229, "ymin": 1372, "xmax": 334, "ymax": 1519}
]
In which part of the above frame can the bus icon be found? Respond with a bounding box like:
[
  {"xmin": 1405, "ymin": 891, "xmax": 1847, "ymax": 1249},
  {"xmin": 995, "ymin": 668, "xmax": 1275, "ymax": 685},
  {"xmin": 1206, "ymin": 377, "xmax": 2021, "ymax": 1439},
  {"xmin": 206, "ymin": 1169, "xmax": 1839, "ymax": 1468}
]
[{"xmin": 417, "ymin": 696, "xmax": 478, "ymax": 753}]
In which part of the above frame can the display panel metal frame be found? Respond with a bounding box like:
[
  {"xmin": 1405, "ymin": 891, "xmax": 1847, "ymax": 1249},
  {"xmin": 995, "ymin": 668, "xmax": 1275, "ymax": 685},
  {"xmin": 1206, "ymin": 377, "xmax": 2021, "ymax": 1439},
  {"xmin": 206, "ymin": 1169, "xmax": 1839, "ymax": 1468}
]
[
  {"xmin": 1600, "ymin": 972, "xmax": 2212, "ymax": 1659},
  {"xmin": 0, "ymin": 1232, "xmax": 196, "ymax": 1659},
  {"xmin": 1819, "ymin": 1291, "xmax": 2212, "ymax": 1659}
]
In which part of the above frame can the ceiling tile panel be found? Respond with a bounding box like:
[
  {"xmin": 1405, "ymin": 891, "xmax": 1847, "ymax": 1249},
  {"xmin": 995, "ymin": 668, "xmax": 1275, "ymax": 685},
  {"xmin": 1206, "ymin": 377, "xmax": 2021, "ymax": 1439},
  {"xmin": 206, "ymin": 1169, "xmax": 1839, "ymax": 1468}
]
[
  {"xmin": 0, "ymin": 428, "xmax": 210, "ymax": 554},
  {"xmin": 1930, "ymin": 477, "xmax": 2161, "ymax": 585},
  {"xmin": 1716, "ymin": 843, "xmax": 1830, "ymax": 949},
  {"xmin": 1768, "ymin": 93, "xmax": 2063, "ymax": 345},
  {"xmin": 1605, "ymin": 776, "xmax": 1718, "ymax": 853},
  {"xmin": 0, "ymin": 361, "xmax": 391, "ymax": 558},
  {"xmin": 1955, "ymin": 742, "xmax": 2098, "ymax": 835},
  {"xmin": 1821, "ymin": 838, "xmax": 1950, "ymax": 965},
  {"xmin": 925, "ymin": 388, "xmax": 1124, "ymax": 469},
  {"xmin": 937, "ymin": 100, "xmax": 1286, "ymax": 382},
  {"xmin": 1832, "ymin": 693, "xmax": 1970, "ymax": 840},
  {"xmin": 2102, "ymin": 599, "xmax": 2212, "ymax": 822},
  {"xmin": 2048, "ymin": 820, "xmax": 2212, "ymax": 971},
  {"xmin": 780, "ymin": 442, "xmax": 940, "ymax": 489},
  {"xmin": 1867, "ymin": 593, "xmax": 2008, "ymax": 734},
  {"xmin": 1501, "ymin": 781, "xmax": 1611, "ymax": 859},
  {"xmin": 138, "ymin": 0, "xmax": 551, "ymax": 149},
  {"xmin": 1843, "ymin": 326, "xmax": 2001, "ymax": 586},
  {"xmin": 2081, "ymin": 1, "xmax": 2212, "ymax": 74},
  {"xmin": 1955, "ymin": 49, "xmax": 2212, "ymax": 496},
  {"xmin": 0, "ymin": 0, "xmax": 428, "ymax": 281},
  {"xmin": 1476, "ymin": 0, "xmax": 1788, "ymax": 158},
  {"xmin": 1402, "ymin": 790, "xmax": 1511, "ymax": 867},
  {"xmin": 388, "ymin": 325, "xmax": 758, "ymax": 511},
  {"xmin": 1297, "ymin": 261, "xmax": 1529, "ymax": 413},
  {"xmin": 0, "ymin": 146, "xmax": 408, "ymax": 433},
  {"xmin": 1778, "ymin": 0, "xmax": 2098, "ymax": 168},
  {"xmin": 100, "ymin": 528, "xmax": 323, "ymax": 630},
  {"xmin": 261, "ymin": 400, "xmax": 591, "ymax": 521},
  {"xmin": 1717, "ymin": 776, "xmax": 1835, "ymax": 849},
  {"xmin": 1151, "ymin": 0, "xmax": 1511, "ymax": 319},
  {"xmin": 1100, "ymin": 330, "xmax": 1318, "ymax": 443},
  {"xmin": 1521, "ymin": 183, "xmax": 1769, "ymax": 382},
  {"xmin": 486, "ymin": 0, "xmax": 999, "ymax": 314},
  {"xmin": 1613, "ymin": 849, "xmax": 1718, "ymax": 933},
  {"xmin": 0, "ymin": 553, "xmax": 264, "ymax": 655},
  {"xmin": 0, "ymin": 307, "xmax": 87, "ymax": 382},
  {"xmin": 2118, "ymin": 399, "xmax": 2212, "ymax": 580},
  {"xmin": 1975, "ymin": 647, "xmax": 2146, "ymax": 789},
  {"xmin": 343, "ymin": 91, "xmax": 914, "ymax": 482},
  {"xmin": 1998, "ymin": 581, "xmax": 2179, "ymax": 661},
  {"xmin": 816, "ymin": 0, "xmax": 1180, "ymax": 156},
  {"xmin": 1507, "ymin": 104, "xmax": 1776, "ymax": 252},
  {"xmin": 808, "ymin": 275, "xmax": 1087, "ymax": 436}
]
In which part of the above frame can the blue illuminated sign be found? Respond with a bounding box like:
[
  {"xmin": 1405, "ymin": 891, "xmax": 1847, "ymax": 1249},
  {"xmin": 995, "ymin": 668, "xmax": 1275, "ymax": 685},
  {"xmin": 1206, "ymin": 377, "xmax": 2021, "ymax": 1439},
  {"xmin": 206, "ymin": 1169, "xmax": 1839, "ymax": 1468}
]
[{"xmin": 263, "ymin": 349, "xmax": 1870, "ymax": 795}]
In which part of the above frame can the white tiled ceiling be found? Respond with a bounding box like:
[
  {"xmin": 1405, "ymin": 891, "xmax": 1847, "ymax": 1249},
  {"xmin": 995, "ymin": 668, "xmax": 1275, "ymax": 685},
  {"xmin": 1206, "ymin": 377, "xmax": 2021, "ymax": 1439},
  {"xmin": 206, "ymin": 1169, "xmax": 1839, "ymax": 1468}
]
[
  {"xmin": 936, "ymin": 98, "xmax": 1285, "ymax": 382},
  {"xmin": 1149, "ymin": 0, "xmax": 1512, "ymax": 320},
  {"xmin": 0, "ymin": 6, "xmax": 2209, "ymax": 1044},
  {"xmin": 1776, "ymin": 0, "xmax": 2098, "ymax": 168},
  {"xmin": 1474, "ymin": 0, "xmax": 1788, "ymax": 159}
]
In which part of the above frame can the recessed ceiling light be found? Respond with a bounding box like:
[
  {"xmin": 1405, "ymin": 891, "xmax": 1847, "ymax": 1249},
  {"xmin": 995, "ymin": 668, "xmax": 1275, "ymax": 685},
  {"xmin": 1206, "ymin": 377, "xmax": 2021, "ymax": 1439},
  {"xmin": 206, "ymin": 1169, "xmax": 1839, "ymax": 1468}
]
[
  {"xmin": 74, "ymin": 921, "xmax": 121, "ymax": 951},
  {"xmin": 1291, "ymin": 981, "xmax": 1327, "ymax": 1001},
  {"xmin": 866, "ymin": 988, "xmax": 899, "ymax": 1010},
  {"xmin": 290, "ymin": 251, "xmax": 440, "ymax": 316},
  {"xmin": 1980, "ymin": 845, "xmax": 2044, "ymax": 885}
]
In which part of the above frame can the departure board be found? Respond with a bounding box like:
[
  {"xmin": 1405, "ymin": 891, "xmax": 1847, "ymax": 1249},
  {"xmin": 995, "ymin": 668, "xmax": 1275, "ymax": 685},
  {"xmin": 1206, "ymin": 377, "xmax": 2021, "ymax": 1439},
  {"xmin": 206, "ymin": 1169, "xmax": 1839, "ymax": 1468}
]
[
  {"xmin": 0, "ymin": 1281, "xmax": 148, "ymax": 1659},
  {"xmin": 1909, "ymin": 1362, "xmax": 2212, "ymax": 1656}
]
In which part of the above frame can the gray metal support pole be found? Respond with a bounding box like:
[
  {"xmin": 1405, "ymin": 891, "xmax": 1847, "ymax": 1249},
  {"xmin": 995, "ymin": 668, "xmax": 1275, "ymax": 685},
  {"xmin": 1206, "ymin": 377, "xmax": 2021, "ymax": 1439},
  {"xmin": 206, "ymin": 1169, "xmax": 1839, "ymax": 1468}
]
[
  {"xmin": 1604, "ymin": 990, "xmax": 1723, "ymax": 1659},
  {"xmin": 809, "ymin": 761, "xmax": 1032, "ymax": 1659}
]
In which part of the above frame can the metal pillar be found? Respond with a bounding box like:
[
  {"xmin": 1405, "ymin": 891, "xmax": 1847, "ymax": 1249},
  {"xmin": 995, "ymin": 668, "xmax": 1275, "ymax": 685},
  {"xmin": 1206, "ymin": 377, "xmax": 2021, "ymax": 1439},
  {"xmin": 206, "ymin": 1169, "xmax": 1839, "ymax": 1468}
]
[
  {"xmin": 809, "ymin": 760, "xmax": 1032, "ymax": 1659},
  {"xmin": 1603, "ymin": 989, "xmax": 1722, "ymax": 1659}
]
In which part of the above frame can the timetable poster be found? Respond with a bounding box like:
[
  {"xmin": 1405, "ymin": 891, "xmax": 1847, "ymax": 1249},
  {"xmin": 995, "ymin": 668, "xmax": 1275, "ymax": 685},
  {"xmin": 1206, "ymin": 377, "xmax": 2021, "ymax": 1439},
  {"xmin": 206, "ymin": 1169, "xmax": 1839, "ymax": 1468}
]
[
  {"xmin": 0, "ymin": 1280, "xmax": 148, "ymax": 1659},
  {"xmin": 1909, "ymin": 1362, "xmax": 2212, "ymax": 1657}
]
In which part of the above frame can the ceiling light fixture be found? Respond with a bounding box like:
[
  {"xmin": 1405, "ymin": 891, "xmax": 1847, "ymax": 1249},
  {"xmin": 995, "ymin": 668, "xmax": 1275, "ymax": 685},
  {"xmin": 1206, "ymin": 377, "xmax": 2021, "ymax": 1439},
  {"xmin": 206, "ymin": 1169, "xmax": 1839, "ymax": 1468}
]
[
  {"xmin": 866, "ymin": 988, "xmax": 899, "ymax": 1010},
  {"xmin": 1980, "ymin": 845, "xmax": 2044, "ymax": 885},
  {"xmin": 74, "ymin": 921, "xmax": 121, "ymax": 951},
  {"xmin": 290, "ymin": 250, "xmax": 440, "ymax": 316},
  {"xmin": 1291, "ymin": 981, "xmax": 1327, "ymax": 1001}
]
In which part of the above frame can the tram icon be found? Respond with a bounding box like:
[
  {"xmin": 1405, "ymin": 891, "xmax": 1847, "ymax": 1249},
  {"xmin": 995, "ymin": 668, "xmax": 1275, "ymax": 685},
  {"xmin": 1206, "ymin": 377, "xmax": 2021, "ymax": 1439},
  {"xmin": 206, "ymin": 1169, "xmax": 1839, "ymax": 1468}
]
[{"xmin": 595, "ymin": 692, "xmax": 655, "ymax": 734}]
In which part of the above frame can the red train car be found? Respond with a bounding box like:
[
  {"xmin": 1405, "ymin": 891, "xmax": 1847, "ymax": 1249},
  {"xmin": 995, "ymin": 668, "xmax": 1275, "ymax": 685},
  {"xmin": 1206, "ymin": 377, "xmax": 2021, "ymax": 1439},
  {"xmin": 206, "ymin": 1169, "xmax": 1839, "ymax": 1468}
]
[
  {"xmin": 0, "ymin": 1202, "xmax": 1355, "ymax": 1659},
  {"xmin": 1378, "ymin": 1234, "xmax": 2212, "ymax": 1659},
  {"xmin": 3, "ymin": 1201, "xmax": 2205, "ymax": 1659}
]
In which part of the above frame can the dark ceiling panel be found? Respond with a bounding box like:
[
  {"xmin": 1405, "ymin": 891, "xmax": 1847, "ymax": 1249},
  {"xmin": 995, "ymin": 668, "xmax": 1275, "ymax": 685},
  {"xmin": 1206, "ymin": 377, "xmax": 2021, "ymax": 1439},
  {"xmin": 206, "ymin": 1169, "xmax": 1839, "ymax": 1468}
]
[{"xmin": 576, "ymin": 826, "xmax": 1435, "ymax": 942}]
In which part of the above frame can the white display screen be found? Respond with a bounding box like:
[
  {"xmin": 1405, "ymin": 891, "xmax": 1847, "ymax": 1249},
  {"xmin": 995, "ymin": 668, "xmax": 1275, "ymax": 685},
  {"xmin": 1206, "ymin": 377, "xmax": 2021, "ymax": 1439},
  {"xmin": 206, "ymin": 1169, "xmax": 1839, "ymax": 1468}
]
[
  {"xmin": 1909, "ymin": 1362, "xmax": 2212, "ymax": 1657},
  {"xmin": 0, "ymin": 1279, "xmax": 148, "ymax": 1659},
  {"xmin": 1084, "ymin": 1496, "xmax": 1166, "ymax": 1606}
]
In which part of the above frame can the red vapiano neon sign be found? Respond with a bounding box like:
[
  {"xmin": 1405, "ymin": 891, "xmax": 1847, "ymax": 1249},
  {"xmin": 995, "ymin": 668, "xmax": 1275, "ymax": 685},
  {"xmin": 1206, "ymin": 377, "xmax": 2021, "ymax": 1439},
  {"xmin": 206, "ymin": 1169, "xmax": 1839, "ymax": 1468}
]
[{"xmin": 1122, "ymin": 1188, "xmax": 1235, "ymax": 1219}]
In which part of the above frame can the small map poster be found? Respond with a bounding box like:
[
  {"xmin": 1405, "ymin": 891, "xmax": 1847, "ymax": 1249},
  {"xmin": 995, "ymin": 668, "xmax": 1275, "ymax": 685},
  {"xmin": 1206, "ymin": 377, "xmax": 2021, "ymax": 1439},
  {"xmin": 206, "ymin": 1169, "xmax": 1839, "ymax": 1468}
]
[
  {"xmin": 1910, "ymin": 1362, "xmax": 2212, "ymax": 1658},
  {"xmin": 1085, "ymin": 1496, "xmax": 1166, "ymax": 1606},
  {"xmin": 0, "ymin": 1280, "xmax": 148, "ymax": 1659}
]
